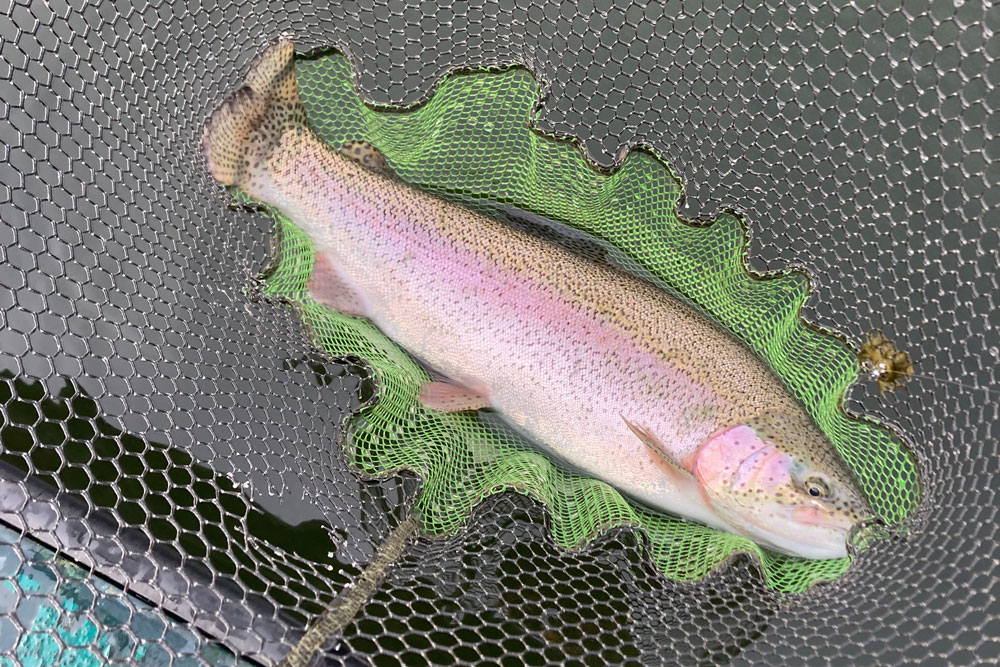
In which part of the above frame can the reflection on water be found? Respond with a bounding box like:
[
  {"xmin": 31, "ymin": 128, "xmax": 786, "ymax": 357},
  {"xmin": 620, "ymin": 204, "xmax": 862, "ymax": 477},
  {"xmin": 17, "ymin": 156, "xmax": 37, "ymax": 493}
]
[
  {"xmin": 0, "ymin": 524, "xmax": 242, "ymax": 666},
  {"xmin": 0, "ymin": 370, "xmax": 363, "ymax": 655}
]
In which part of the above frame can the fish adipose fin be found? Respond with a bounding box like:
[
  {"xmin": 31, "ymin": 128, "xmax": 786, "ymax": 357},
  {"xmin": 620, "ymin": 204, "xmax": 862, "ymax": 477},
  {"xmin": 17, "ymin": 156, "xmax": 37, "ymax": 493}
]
[
  {"xmin": 202, "ymin": 39, "xmax": 306, "ymax": 189},
  {"xmin": 621, "ymin": 415, "xmax": 694, "ymax": 485},
  {"xmin": 419, "ymin": 381, "xmax": 492, "ymax": 412},
  {"xmin": 339, "ymin": 141, "xmax": 394, "ymax": 176},
  {"xmin": 308, "ymin": 251, "xmax": 371, "ymax": 318}
]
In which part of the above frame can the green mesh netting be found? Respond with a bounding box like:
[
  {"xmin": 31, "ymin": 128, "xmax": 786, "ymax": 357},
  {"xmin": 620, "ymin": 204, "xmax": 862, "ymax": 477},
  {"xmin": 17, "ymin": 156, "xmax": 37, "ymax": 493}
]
[{"xmin": 256, "ymin": 49, "xmax": 920, "ymax": 594}]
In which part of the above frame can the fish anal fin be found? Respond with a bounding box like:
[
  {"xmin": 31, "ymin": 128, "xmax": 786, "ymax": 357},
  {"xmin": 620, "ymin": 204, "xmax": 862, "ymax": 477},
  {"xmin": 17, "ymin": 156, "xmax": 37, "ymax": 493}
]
[
  {"xmin": 621, "ymin": 414, "xmax": 695, "ymax": 484},
  {"xmin": 339, "ymin": 141, "xmax": 394, "ymax": 176},
  {"xmin": 308, "ymin": 251, "xmax": 371, "ymax": 319},
  {"xmin": 419, "ymin": 381, "xmax": 492, "ymax": 413}
]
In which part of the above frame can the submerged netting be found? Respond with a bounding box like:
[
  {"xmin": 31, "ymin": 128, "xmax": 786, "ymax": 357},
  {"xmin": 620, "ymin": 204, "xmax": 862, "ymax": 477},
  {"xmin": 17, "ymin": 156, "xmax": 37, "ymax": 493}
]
[
  {"xmin": 259, "ymin": 50, "xmax": 918, "ymax": 593},
  {"xmin": 0, "ymin": 1, "xmax": 996, "ymax": 666}
]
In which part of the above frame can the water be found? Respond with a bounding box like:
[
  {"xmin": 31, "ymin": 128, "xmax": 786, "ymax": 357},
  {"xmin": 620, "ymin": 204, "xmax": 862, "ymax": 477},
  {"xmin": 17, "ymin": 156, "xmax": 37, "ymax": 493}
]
[{"xmin": 0, "ymin": 523, "xmax": 243, "ymax": 666}]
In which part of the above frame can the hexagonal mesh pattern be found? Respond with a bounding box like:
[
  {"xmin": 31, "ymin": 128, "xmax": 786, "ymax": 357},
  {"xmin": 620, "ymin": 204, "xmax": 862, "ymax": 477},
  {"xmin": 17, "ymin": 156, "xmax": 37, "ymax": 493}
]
[{"xmin": 0, "ymin": 1, "xmax": 996, "ymax": 666}]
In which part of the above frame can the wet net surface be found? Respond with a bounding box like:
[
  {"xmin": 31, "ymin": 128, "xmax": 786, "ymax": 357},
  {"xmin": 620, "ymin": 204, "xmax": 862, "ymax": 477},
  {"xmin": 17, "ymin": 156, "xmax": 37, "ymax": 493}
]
[{"xmin": 0, "ymin": 0, "xmax": 997, "ymax": 665}]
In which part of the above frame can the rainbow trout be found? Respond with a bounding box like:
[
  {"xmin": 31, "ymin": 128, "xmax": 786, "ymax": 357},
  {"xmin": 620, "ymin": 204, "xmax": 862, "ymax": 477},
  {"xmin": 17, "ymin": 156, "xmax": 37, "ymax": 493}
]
[{"xmin": 203, "ymin": 41, "xmax": 872, "ymax": 559}]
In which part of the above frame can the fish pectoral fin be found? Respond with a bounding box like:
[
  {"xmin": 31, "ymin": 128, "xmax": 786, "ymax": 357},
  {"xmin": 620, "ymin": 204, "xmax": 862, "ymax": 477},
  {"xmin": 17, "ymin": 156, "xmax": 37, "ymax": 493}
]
[
  {"xmin": 418, "ymin": 381, "xmax": 492, "ymax": 413},
  {"xmin": 339, "ymin": 141, "xmax": 395, "ymax": 177},
  {"xmin": 621, "ymin": 415, "xmax": 695, "ymax": 483},
  {"xmin": 308, "ymin": 251, "xmax": 371, "ymax": 318}
]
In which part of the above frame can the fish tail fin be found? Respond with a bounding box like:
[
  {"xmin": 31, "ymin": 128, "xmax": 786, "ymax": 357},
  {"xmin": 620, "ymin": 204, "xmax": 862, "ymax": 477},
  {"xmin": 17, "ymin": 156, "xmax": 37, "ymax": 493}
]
[{"xmin": 202, "ymin": 39, "xmax": 306, "ymax": 187}]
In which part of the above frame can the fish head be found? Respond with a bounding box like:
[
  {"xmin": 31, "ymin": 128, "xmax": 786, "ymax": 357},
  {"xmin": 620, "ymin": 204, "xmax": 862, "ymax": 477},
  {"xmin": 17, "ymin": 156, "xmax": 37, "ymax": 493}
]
[{"xmin": 690, "ymin": 407, "xmax": 874, "ymax": 559}]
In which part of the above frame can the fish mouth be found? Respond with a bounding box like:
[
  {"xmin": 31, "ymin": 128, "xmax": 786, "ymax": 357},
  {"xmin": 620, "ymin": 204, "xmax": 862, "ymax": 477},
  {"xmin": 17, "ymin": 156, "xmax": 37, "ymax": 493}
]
[
  {"xmin": 846, "ymin": 516, "xmax": 885, "ymax": 557},
  {"xmin": 725, "ymin": 501, "xmax": 872, "ymax": 559}
]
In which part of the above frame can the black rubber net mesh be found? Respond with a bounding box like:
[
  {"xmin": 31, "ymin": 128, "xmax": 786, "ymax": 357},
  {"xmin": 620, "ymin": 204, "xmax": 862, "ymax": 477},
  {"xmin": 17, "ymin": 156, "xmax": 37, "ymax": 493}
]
[{"xmin": 0, "ymin": 0, "xmax": 996, "ymax": 665}]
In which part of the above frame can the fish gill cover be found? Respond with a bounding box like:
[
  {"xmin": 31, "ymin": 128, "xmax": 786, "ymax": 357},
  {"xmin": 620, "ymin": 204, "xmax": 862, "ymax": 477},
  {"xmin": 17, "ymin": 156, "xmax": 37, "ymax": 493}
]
[{"xmin": 253, "ymin": 46, "xmax": 920, "ymax": 593}]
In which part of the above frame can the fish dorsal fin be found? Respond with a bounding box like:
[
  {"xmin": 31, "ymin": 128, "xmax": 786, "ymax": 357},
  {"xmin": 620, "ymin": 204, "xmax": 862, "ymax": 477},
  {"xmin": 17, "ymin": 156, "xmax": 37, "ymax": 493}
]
[{"xmin": 339, "ymin": 140, "xmax": 394, "ymax": 176}]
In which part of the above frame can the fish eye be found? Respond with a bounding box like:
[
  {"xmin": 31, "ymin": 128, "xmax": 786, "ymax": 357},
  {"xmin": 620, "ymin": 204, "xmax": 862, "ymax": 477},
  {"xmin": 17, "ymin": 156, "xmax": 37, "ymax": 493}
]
[{"xmin": 804, "ymin": 476, "xmax": 832, "ymax": 499}]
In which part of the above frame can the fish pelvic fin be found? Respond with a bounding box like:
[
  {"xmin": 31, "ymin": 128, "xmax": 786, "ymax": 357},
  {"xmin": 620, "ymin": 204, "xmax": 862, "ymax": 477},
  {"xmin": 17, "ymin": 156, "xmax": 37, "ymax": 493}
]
[
  {"xmin": 418, "ymin": 380, "xmax": 492, "ymax": 413},
  {"xmin": 203, "ymin": 39, "xmax": 307, "ymax": 188}
]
